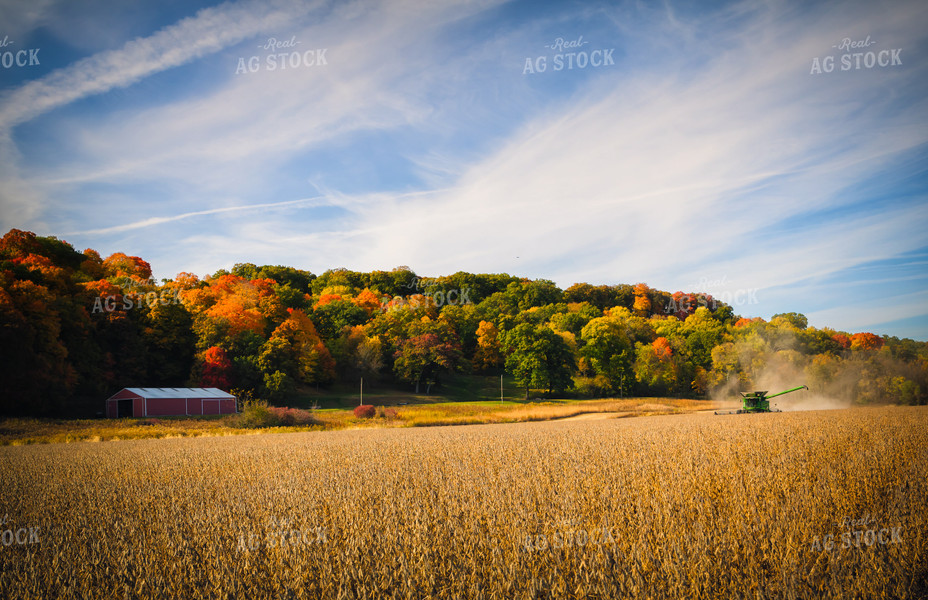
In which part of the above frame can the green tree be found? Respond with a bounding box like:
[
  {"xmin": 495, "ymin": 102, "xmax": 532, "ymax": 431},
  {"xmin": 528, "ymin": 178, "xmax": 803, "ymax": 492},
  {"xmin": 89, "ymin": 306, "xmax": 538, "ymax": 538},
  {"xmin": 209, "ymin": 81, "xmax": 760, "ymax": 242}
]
[
  {"xmin": 501, "ymin": 323, "xmax": 576, "ymax": 399},
  {"xmin": 580, "ymin": 316, "xmax": 636, "ymax": 396},
  {"xmin": 634, "ymin": 337, "xmax": 679, "ymax": 395},
  {"xmin": 682, "ymin": 308, "xmax": 725, "ymax": 370},
  {"xmin": 141, "ymin": 298, "xmax": 197, "ymax": 386},
  {"xmin": 312, "ymin": 298, "xmax": 368, "ymax": 340},
  {"xmin": 549, "ymin": 302, "xmax": 600, "ymax": 337},
  {"xmin": 772, "ymin": 312, "xmax": 809, "ymax": 330}
]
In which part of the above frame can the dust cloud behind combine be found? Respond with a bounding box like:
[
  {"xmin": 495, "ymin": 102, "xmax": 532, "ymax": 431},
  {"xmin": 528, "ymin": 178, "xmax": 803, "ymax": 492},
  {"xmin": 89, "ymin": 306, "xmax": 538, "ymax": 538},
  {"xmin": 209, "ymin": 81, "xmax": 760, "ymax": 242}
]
[{"xmin": 709, "ymin": 328, "xmax": 859, "ymax": 411}]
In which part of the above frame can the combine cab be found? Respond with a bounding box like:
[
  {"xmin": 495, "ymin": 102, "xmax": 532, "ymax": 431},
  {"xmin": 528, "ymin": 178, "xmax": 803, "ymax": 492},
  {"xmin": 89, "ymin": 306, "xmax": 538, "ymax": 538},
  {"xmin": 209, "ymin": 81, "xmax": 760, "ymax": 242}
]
[{"xmin": 716, "ymin": 385, "xmax": 808, "ymax": 415}]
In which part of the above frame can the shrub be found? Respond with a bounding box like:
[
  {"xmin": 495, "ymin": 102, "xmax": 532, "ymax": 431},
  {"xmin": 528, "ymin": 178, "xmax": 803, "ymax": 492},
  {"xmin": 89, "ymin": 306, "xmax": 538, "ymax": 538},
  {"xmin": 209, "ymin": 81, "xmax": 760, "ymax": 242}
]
[
  {"xmin": 354, "ymin": 405, "xmax": 376, "ymax": 419},
  {"xmin": 267, "ymin": 406, "xmax": 316, "ymax": 426},
  {"xmin": 235, "ymin": 400, "xmax": 318, "ymax": 428},
  {"xmin": 237, "ymin": 400, "xmax": 278, "ymax": 428}
]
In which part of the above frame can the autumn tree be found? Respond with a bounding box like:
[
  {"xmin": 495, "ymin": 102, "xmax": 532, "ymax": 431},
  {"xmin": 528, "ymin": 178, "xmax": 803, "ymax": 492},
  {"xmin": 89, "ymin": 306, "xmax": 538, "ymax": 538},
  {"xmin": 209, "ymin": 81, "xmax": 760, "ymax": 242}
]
[
  {"xmin": 197, "ymin": 346, "xmax": 234, "ymax": 389},
  {"xmin": 258, "ymin": 309, "xmax": 335, "ymax": 397},
  {"xmin": 806, "ymin": 353, "xmax": 840, "ymax": 394},
  {"xmin": 332, "ymin": 325, "xmax": 384, "ymax": 381},
  {"xmin": 353, "ymin": 288, "xmax": 384, "ymax": 314},
  {"xmin": 850, "ymin": 332, "xmax": 884, "ymax": 351},
  {"xmin": 474, "ymin": 320, "xmax": 503, "ymax": 371},
  {"xmin": 634, "ymin": 337, "xmax": 678, "ymax": 395},
  {"xmin": 632, "ymin": 283, "xmax": 652, "ymax": 317},
  {"xmin": 392, "ymin": 318, "xmax": 463, "ymax": 393},
  {"xmin": 185, "ymin": 275, "xmax": 270, "ymax": 350},
  {"xmin": 437, "ymin": 302, "xmax": 481, "ymax": 359},
  {"xmin": 102, "ymin": 252, "xmax": 152, "ymax": 282}
]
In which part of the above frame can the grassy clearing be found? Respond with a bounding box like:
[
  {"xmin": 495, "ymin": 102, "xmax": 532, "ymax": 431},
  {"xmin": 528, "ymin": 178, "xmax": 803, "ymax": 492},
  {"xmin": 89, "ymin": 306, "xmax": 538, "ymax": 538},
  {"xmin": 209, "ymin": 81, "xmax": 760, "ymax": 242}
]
[
  {"xmin": 281, "ymin": 373, "xmax": 528, "ymax": 410},
  {"xmin": 0, "ymin": 406, "xmax": 924, "ymax": 598}
]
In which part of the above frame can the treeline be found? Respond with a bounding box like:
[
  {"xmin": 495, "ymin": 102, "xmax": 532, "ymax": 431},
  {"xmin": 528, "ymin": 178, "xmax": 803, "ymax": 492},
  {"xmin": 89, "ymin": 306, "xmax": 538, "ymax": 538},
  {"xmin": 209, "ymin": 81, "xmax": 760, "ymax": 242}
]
[{"xmin": 1, "ymin": 229, "xmax": 926, "ymax": 415}]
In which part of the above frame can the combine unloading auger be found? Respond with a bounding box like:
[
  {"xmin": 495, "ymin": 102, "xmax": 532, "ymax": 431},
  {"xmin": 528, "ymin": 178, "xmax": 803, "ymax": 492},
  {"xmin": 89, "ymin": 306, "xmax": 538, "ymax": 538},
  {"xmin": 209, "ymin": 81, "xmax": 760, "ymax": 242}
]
[{"xmin": 715, "ymin": 385, "xmax": 808, "ymax": 415}]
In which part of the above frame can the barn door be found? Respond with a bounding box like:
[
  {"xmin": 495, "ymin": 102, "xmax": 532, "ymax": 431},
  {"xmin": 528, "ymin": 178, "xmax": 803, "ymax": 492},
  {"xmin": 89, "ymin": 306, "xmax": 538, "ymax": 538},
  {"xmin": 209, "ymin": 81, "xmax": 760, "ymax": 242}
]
[{"xmin": 117, "ymin": 399, "xmax": 133, "ymax": 418}]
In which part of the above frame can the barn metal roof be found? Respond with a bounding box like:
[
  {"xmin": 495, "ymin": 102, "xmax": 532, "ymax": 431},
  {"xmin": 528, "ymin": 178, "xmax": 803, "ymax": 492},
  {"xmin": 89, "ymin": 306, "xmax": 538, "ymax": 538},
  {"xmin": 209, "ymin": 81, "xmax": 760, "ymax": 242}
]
[{"xmin": 122, "ymin": 387, "xmax": 235, "ymax": 399}]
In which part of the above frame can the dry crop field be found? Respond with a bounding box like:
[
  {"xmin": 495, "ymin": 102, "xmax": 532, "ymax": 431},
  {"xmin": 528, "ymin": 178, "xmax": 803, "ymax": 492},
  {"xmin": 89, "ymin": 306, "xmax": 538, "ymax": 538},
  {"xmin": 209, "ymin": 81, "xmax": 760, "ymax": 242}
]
[{"xmin": 1, "ymin": 406, "xmax": 926, "ymax": 599}]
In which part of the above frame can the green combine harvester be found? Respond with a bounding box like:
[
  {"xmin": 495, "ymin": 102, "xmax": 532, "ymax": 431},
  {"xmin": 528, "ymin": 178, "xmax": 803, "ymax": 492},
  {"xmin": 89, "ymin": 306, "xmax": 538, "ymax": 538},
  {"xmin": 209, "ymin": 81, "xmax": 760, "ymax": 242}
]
[{"xmin": 715, "ymin": 385, "xmax": 808, "ymax": 415}]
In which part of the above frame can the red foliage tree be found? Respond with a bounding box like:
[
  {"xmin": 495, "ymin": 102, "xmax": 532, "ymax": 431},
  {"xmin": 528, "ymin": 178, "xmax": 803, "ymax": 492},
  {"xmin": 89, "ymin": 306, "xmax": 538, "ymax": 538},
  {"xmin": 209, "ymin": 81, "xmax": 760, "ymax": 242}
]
[
  {"xmin": 199, "ymin": 346, "xmax": 233, "ymax": 389},
  {"xmin": 0, "ymin": 229, "xmax": 42, "ymax": 257},
  {"xmin": 667, "ymin": 291, "xmax": 699, "ymax": 320},
  {"xmin": 832, "ymin": 333, "xmax": 851, "ymax": 349}
]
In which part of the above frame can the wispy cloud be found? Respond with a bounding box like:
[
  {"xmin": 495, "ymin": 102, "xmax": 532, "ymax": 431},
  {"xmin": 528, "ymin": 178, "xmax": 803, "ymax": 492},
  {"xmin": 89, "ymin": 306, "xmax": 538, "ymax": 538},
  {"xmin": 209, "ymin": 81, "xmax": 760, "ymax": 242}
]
[
  {"xmin": 65, "ymin": 195, "xmax": 327, "ymax": 236},
  {"xmin": 0, "ymin": 0, "xmax": 324, "ymax": 129}
]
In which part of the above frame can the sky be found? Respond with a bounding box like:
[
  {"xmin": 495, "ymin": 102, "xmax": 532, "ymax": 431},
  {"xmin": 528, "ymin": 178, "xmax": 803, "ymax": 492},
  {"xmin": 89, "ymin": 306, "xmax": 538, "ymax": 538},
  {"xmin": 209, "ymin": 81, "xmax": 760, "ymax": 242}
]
[{"xmin": 0, "ymin": 0, "xmax": 926, "ymax": 339}]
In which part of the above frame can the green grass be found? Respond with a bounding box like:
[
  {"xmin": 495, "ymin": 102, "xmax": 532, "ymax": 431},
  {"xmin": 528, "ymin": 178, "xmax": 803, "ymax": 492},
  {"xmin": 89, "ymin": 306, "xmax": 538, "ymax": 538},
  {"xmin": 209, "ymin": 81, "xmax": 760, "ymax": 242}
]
[{"xmin": 286, "ymin": 372, "xmax": 530, "ymax": 409}]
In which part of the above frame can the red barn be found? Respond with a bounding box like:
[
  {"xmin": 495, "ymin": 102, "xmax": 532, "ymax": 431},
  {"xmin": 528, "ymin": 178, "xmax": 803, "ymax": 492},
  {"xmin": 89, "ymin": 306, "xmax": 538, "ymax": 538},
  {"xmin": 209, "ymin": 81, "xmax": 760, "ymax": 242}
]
[{"xmin": 106, "ymin": 387, "xmax": 237, "ymax": 418}]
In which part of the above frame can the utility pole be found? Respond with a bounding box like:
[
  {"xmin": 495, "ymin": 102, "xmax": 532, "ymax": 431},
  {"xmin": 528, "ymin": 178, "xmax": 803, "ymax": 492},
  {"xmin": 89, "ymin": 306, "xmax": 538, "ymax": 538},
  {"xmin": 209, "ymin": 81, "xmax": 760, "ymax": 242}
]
[{"xmin": 360, "ymin": 377, "xmax": 363, "ymax": 406}]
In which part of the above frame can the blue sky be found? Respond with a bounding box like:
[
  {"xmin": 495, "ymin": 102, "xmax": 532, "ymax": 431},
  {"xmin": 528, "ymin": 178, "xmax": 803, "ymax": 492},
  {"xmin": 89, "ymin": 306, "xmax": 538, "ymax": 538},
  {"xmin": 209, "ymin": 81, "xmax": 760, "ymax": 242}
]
[{"xmin": 0, "ymin": 0, "xmax": 926, "ymax": 339}]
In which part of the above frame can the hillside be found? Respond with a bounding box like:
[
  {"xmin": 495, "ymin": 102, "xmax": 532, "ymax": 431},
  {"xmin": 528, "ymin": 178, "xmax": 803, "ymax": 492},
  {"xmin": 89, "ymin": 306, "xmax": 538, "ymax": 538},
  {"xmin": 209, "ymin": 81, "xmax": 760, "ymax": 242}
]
[{"xmin": 1, "ymin": 228, "xmax": 926, "ymax": 416}]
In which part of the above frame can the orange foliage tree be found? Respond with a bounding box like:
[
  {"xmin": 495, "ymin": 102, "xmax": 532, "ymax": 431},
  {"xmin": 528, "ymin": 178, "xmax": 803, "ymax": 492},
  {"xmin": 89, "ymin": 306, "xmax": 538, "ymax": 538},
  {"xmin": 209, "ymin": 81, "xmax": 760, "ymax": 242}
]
[
  {"xmin": 474, "ymin": 320, "xmax": 503, "ymax": 371},
  {"xmin": 850, "ymin": 332, "xmax": 884, "ymax": 351},
  {"xmin": 633, "ymin": 283, "xmax": 652, "ymax": 317},
  {"xmin": 260, "ymin": 309, "xmax": 335, "ymax": 386},
  {"xmin": 352, "ymin": 288, "xmax": 384, "ymax": 314},
  {"xmin": 102, "ymin": 252, "xmax": 152, "ymax": 281}
]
